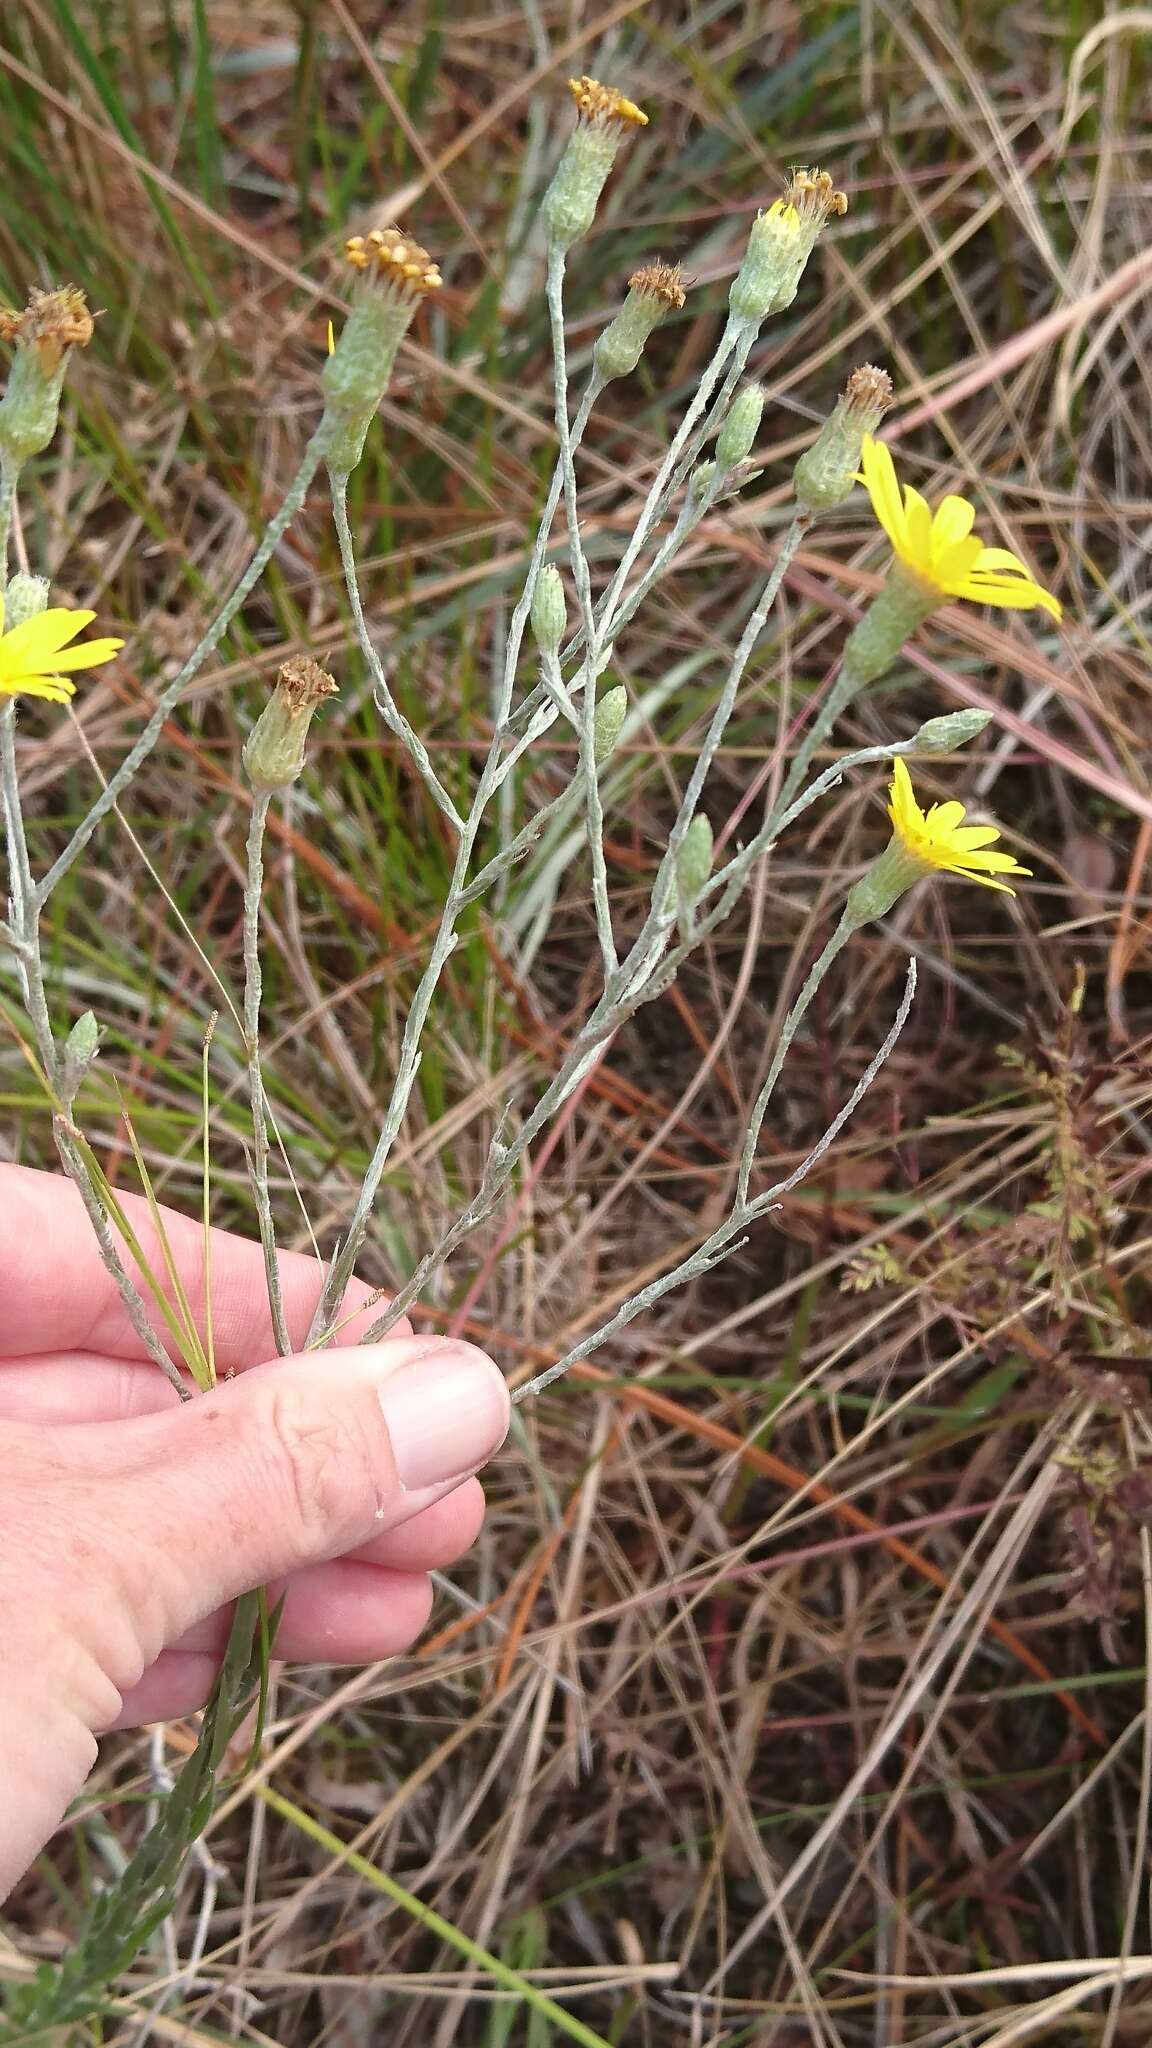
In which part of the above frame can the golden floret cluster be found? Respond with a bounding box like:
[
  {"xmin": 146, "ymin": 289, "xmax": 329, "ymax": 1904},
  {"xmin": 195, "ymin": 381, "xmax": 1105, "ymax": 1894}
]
[
  {"xmin": 772, "ymin": 167, "xmax": 849, "ymax": 228},
  {"xmin": 344, "ymin": 227, "xmax": 442, "ymax": 297},
  {"xmin": 567, "ymin": 75, "xmax": 648, "ymax": 128}
]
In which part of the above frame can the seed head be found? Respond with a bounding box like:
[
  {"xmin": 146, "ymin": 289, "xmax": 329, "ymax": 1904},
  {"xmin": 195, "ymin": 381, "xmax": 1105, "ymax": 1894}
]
[
  {"xmin": 629, "ymin": 261, "xmax": 687, "ymax": 308},
  {"xmin": 793, "ymin": 362, "xmax": 893, "ymax": 513},
  {"xmin": 594, "ymin": 260, "xmax": 687, "ymax": 381},
  {"xmin": 0, "ymin": 285, "xmax": 95, "ymax": 377},
  {"xmin": 0, "ymin": 285, "xmax": 95, "ymax": 464},
  {"xmin": 244, "ymin": 657, "xmax": 339, "ymax": 792}
]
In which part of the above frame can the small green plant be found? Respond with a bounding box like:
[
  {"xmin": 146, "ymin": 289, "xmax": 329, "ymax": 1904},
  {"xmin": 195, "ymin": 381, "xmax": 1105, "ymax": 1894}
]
[{"xmin": 0, "ymin": 70, "xmax": 1062, "ymax": 2031}]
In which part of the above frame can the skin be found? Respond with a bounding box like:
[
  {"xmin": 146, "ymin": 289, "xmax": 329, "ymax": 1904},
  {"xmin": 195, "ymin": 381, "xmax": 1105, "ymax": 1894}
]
[{"xmin": 0, "ymin": 1164, "xmax": 510, "ymax": 1900}]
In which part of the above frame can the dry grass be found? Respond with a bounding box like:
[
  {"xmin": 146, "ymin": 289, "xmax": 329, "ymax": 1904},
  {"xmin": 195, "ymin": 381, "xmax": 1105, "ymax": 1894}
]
[{"xmin": 2, "ymin": 1, "xmax": 1152, "ymax": 2041}]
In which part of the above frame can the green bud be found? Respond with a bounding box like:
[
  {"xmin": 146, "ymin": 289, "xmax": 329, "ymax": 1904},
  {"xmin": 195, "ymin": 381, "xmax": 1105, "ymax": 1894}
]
[
  {"xmin": 793, "ymin": 365, "xmax": 893, "ymax": 512},
  {"xmin": 911, "ymin": 709, "xmax": 993, "ymax": 753},
  {"xmin": 244, "ymin": 657, "xmax": 339, "ymax": 792},
  {"xmin": 716, "ymin": 384, "xmax": 764, "ymax": 470},
  {"xmin": 729, "ymin": 171, "xmax": 847, "ymax": 324},
  {"xmin": 0, "ymin": 286, "xmax": 94, "ymax": 465},
  {"xmin": 60, "ymin": 1009, "xmax": 101, "ymax": 1102},
  {"xmin": 531, "ymin": 566, "xmax": 567, "ymax": 655},
  {"xmin": 593, "ymin": 683, "xmax": 628, "ymax": 763},
  {"xmin": 676, "ymin": 814, "xmax": 713, "ymax": 910},
  {"xmin": 322, "ymin": 229, "xmax": 441, "ymax": 475},
  {"xmin": 593, "ymin": 262, "xmax": 685, "ymax": 381},
  {"xmin": 4, "ymin": 574, "xmax": 49, "ymax": 628},
  {"xmin": 541, "ymin": 77, "xmax": 648, "ymax": 250}
]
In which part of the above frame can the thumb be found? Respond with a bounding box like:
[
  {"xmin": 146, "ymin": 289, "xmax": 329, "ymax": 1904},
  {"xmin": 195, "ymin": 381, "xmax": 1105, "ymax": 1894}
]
[{"xmin": 81, "ymin": 1335, "xmax": 509, "ymax": 1653}]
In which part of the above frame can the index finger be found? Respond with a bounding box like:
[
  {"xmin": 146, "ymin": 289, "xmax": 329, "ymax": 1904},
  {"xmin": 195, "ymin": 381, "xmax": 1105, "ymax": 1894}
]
[{"xmin": 0, "ymin": 1164, "xmax": 397, "ymax": 1368}]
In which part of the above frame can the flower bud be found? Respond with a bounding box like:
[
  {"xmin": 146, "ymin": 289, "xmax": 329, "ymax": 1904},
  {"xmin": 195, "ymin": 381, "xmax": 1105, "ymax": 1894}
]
[
  {"xmin": 593, "ymin": 683, "xmax": 628, "ymax": 763},
  {"xmin": 911, "ymin": 709, "xmax": 992, "ymax": 753},
  {"xmin": 793, "ymin": 365, "xmax": 893, "ymax": 513},
  {"xmin": 60, "ymin": 1009, "xmax": 101, "ymax": 1103},
  {"xmin": 541, "ymin": 77, "xmax": 648, "ymax": 251},
  {"xmin": 716, "ymin": 384, "xmax": 764, "ymax": 470},
  {"xmin": 0, "ymin": 286, "xmax": 94, "ymax": 465},
  {"xmin": 593, "ymin": 262, "xmax": 685, "ymax": 382},
  {"xmin": 4, "ymin": 573, "xmax": 49, "ymax": 629},
  {"xmin": 531, "ymin": 565, "xmax": 567, "ymax": 655},
  {"xmin": 729, "ymin": 170, "xmax": 847, "ymax": 324},
  {"xmin": 243, "ymin": 657, "xmax": 339, "ymax": 792},
  {"xmin": 676, "ymin": 813, "xmax": 713, "ymax": 910},
  {"xmin": 322, "ymin": 228, "xmax": 440, "ymax": 476}
]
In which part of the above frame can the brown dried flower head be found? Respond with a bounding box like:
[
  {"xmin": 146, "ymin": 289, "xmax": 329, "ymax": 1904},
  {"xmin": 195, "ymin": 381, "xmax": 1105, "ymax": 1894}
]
[
  {"xmin": 629, "ymin": 261, "xmax": 687, "ymax": 310},
  {"xmin": 844, "ymin": 364, "xmax": 894, "ymax": 418},
  {"xmin": 344, "ymin": 227, "xmax": 442, "ymax": 300},
  {"xmin": 567, "ymin": 75, "xmax": 648, "ymax": 129},
  {"xmin": 0, "ymin": 285, "xmax": 95, "ymax": 376},
  {"xmin": 276, "ymin": 656, "xmax": 339, "ymax": 712}
]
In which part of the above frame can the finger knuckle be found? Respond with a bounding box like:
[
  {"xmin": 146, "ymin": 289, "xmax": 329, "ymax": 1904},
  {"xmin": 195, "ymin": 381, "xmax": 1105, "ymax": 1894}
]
[{"xmin": 261, "ymin": 1383, "xmax": 382, "ymax": 1558}]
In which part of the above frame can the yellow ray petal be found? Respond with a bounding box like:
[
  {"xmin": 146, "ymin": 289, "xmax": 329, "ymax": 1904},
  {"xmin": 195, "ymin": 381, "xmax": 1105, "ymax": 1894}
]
[
  {"xmin": 901, "ymin": 486, "xmax": 934, "ymax": 568},
  {"xmin": 0, "ymin": 672, "xmax": 76, "ymax": 703},
  {"xmin": 0, "ymin": 607, "xmax": 97, "ymax": 664},
  {"xmin": 861, "ymin": 436, "xmax": 906, "ymax": 553},
  {"xmin": 931, "ymin": 494, "xmax": 976, "ymax": 551}
]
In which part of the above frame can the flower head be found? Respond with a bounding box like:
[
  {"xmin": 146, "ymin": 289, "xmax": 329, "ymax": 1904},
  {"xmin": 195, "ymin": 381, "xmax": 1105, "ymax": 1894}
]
[
  {"xmin": 244, "ymin": 656, "xmax": 338, "ymax": 791},
  {"xmin": 628, "ymin": 260, "xmax": 686, "ymax": 308},
  {"xmin": 0, "ymin": 284, "xmax": 95, "ymax": 464},
  {"xmin": 542, "ymin": 77, "xmax": 649, "ymax": 249},
  {"xmin": 795, "ymin": 364, "xmax": 894, "ymax": 512},
  {"xmin": 767, "ymin": 166, "xmax": 849, "ymax": 236},
  {"xmin": 344, "ymin": 227, "xmax": 442, "ymax": 301},
  {"xmin": 0, "ymin": 285, "xmax": 94, "ymax": 377},
  {"xmin": 860, "ymin": 436, "xmax": 1061, "ymax": 620},
  {"xmin": 730, "ymin": 167, "xmax": 848, "ymax": 323},
  {"xmin": 887, "ymin": 756, "xmax": 1030, "ymax": 893},
  {"xmin": 567, "ymin": 76, "xmax": 648, "ymax": 130},
  {"xmin": 594, "ymin": 261, "xmax": 686, "ymax": 382},
  {"xmin": 0, "ymin": 592, "xmax": 122, "ymax": 705}
]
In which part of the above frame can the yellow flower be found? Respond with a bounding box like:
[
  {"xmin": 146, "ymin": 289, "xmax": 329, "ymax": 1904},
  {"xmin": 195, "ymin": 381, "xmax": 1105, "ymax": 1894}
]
[
  {"xmin": 887, "ymin": 757, "xmax": 1030, "ymax": 894},
  {"xmin": 0, "ymin": 595, "xmax": 123, "ymax": 705},
  {"xmin": 861, "ymin": 436, "xmax": 1061, "ymax": 620}
]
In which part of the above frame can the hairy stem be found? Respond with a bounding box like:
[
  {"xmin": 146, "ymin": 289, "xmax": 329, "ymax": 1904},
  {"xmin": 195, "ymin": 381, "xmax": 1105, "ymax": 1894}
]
[{"xmin": 243, "ymin": 790, "xmax": 290, "ymax": 1356}]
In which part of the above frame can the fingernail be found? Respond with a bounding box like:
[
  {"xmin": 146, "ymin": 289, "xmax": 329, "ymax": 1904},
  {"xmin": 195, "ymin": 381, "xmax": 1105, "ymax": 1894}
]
[{"xmin": 378, "ymin": 1345, "xmax": 509, "ymax": 1491}]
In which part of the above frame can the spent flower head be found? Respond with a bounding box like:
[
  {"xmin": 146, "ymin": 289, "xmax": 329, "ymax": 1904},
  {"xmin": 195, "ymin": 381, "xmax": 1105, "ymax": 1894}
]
[
  {"xmin": 594, "ymin": 262, "xmax": 686, "ymax": 382},
  {"xmin": 860, "ymin": 436, "xmax": 1062, "ymax": 619},
  {"xmin": 730, "ymin": 167, "xmax": 847, "ymax": 323},
  {"xmin": 0, "ymin": 284, "xmax": 95, "ymax": 465},
  {"xmin": 244, "ymin": 656, "xmax": 339, "ymax": 792},
  {"xmin": 542, "ymin": 75, "xmax": 649, "ymax": 250},
  {"xmin": 794, "ymin": 365, "xmax": 893, "ymax": 512},
  {"xmin": 0, "ymin": 591, "xmax": 122, "ymax": 706}
]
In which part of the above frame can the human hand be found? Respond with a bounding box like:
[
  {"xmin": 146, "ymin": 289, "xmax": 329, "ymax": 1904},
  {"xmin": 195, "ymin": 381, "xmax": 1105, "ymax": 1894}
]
[{"xmin": 0, "ymin": 1164, "xmax": 509, "ymax": 1899}]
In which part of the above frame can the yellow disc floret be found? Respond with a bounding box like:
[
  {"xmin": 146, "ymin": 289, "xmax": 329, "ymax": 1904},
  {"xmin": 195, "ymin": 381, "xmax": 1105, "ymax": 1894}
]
[
  {"xmin": 861, "ymin": 436, "xmax": 1061, "ymax": 620},
  {"xmin": 0, "ymin": 594, "xmax": 123, "ymax": 706},
  {"xmin": 887, "ymin": 757, "xmax": 1031, "ymax": 894}
]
